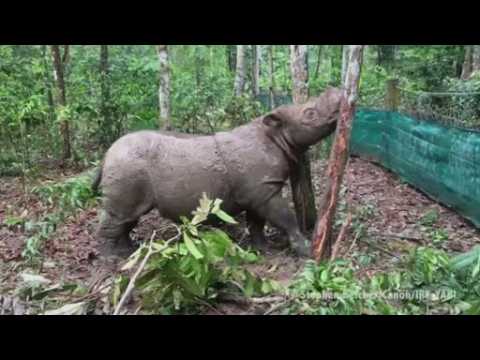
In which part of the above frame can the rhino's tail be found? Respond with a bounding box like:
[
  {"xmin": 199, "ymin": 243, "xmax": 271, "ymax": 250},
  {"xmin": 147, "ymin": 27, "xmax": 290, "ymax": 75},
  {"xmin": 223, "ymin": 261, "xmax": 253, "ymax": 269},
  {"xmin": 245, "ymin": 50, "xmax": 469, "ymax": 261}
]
[{"xmin": 92, "ymin": 165, "xmax": 103, "ymax": 193}]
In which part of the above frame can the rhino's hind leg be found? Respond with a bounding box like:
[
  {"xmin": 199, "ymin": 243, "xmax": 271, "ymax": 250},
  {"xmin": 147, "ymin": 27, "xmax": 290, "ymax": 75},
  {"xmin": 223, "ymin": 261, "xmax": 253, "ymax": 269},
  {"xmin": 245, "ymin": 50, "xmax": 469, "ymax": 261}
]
[
  {"xmin": 246, "ymin": 211, "xmax": 266, "ymax": 247},
  {"xmin": 252, "ymin": 194, "xmax": 311, "ymax": 258},
  {"xmin": 96, "ymin": 211, "xmax": 138, "ymax": 258}
]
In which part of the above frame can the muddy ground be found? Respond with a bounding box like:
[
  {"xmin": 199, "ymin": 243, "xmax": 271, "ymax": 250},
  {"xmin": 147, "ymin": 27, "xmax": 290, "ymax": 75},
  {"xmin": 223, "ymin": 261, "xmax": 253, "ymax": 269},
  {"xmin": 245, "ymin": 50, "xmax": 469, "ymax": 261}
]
[{"xmin": 1, "ymin": 157, "xmax": 479, "ymax": 315}]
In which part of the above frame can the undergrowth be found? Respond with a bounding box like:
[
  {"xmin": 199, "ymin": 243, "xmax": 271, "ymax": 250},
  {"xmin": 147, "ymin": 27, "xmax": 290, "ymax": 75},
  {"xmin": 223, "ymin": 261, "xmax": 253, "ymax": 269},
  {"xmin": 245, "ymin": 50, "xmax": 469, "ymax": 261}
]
[
  {"xmin": 2, "ymin": 169, "xmax": 100, "ymax": 261},
  {"xmin": 284, "ymin": 246, "xmax": 480, "ymax": 315},
  {"xmin": 112, "ymin": 194, "xmax": 279, "ymax": 314}
]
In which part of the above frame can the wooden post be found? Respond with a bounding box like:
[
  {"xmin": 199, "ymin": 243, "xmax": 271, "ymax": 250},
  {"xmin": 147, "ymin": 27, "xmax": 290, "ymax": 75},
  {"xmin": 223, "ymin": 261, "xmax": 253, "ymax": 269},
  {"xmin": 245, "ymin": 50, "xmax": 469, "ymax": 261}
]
[{"xmin": 385, "ymin": 79, "xmax": 400, "ymax": 111}]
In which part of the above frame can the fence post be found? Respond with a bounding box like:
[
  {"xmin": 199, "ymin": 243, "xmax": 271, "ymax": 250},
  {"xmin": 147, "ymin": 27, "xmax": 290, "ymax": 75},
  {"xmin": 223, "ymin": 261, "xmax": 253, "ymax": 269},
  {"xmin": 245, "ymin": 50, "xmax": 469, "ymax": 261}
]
[{"xmin": 385, "ymin": 79, "xmax": 400, "ymax": 111}]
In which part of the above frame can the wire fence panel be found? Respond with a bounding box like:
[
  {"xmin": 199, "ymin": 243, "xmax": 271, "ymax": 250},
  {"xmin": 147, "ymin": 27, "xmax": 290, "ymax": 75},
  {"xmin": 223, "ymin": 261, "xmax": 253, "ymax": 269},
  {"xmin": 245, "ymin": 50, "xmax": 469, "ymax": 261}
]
[{"xmin": 351, "ymin": 109, "xmax": 480, "ymax": 228}]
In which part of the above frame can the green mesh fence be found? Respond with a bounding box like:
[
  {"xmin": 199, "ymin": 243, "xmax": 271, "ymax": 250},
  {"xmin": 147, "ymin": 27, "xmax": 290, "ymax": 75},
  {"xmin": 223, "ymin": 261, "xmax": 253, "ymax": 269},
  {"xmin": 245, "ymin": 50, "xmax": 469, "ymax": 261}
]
[{"xmin": 351, "ymin": 109, "xmax": 480, "ymax": 228}]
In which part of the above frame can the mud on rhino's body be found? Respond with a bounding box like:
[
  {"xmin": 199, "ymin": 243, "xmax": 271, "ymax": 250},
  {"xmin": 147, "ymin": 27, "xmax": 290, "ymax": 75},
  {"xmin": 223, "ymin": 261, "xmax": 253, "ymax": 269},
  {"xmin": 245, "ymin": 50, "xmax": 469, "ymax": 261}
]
[{"xmin": 94, "ymin": 87, "xmax": 343, "ymax": 257}]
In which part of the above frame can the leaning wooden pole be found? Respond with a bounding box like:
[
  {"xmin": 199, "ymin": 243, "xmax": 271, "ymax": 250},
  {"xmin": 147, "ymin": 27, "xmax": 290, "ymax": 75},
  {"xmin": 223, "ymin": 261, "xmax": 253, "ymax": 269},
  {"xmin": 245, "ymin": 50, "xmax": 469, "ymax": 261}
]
[{"xmin": 312, "ymin": 45, "xmax": 365, "ymax": 262}]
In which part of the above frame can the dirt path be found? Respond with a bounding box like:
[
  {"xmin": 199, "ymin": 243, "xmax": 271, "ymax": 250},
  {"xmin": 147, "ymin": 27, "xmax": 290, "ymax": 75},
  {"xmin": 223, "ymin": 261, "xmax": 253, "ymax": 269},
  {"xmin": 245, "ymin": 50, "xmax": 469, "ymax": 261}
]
[{"xmin": 1, "ymin": 157, "xmax": 479, "ymax": 314}]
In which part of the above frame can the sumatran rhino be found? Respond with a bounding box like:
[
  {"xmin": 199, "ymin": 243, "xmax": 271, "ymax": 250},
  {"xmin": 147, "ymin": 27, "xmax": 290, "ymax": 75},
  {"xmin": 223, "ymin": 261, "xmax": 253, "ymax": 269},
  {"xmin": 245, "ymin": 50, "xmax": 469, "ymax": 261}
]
[{"xmin": 93, "ymin": 87, "xmax": 343, "ymax": 257}]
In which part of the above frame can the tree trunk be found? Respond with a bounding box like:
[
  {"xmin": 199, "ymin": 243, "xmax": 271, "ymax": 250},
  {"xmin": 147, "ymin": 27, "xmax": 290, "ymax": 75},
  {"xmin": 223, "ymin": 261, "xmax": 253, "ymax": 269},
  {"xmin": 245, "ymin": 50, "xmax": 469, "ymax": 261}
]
[
  {"xmin": 268, "ymin": 45, "xmax": 276, "ymax": 110},
  {"xmin": 313, "ymin": 45, "xmax": 323, "ymax": 81},
  {"xmin": 461, "ymin": 45, "xmax": 473, "ymax": 80},
  {"xmin": 252, "ymin": 45, "xmax": 261, "ymax": 97},
  {"xmin": 472, "ymin": 45, "xmax": 480, "ymax": 74},
  {"xmin": 312, "ymin": 45, "xmax": 365, "ymax": 262},
  {"xmin": 377, "ymin": 45, "xmax": 395, "ymax": 70},
  {"xmin": 234, "ymin": 45, "xmax": 247, "ymax": 96},
  {"xmin": 290, "ymin": 45, "xmax": 317, "ymax": 233},
  {"xmin": 290, "ymin": 45, "xmax": 309, "ymax": 103},
  {"xmin": 227, "ymin": 45, "xmax": 236, "ymax": 73},
  {"xmin": 99, "ymin": 45, "xmax": 112, "ymax": 147},
  {"xmin": 157, "ymin": 45, "xmax": 171, "ymax": 130},
  {"xmin": 193, "ymin": 46, "xmax": 203, "ymax": 92},
  {"xmin": 341, "ymin": 45, "xmax": 350, "ymax": 85},
  {"xmin": 50, "ymin": 45, "xmax": 71, "ymax": 163},
  {"xmin": 41, "ymin": 45, "xmax": 55, "ymax": 122}
]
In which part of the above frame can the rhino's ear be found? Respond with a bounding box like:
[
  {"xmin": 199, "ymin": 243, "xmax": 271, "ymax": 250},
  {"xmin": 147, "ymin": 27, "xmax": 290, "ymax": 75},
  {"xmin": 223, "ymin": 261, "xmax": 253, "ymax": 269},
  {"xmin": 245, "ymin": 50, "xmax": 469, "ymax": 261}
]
[{"xmin": 263, "ymin": 112, "xmax": 284, "ymax": 128}]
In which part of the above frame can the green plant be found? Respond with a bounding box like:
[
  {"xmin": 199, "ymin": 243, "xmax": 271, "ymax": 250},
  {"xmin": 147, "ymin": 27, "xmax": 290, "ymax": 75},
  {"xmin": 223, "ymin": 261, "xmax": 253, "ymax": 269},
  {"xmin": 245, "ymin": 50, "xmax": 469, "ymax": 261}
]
[
  {"xmin": 22, "ymin": 213, "xmax": 61, "ymax": 260},
  {"xmin": 285, "ymin": 245, "xmax": 480, "ymax": 315},
  {"xmin": 113, "ymin": 194, "xmax": 279, "ymax": 314},
  {"xmin": 21, "ymin": 171, "xmax": 99, "ymax": 261},
  {"xmin": 406, "ymin": 247, "xmax": 450, "ymax": 286},
  {"xmin": 31, "ymin": 171, "xmax": 98, "ymax": 214},
  {"xmin": 430, "ymin": 228, "xmax": 449, "ymax": 245},
  {"xmin": 419, "ymin": 209, "xmax": 439, "ymax": 227}
]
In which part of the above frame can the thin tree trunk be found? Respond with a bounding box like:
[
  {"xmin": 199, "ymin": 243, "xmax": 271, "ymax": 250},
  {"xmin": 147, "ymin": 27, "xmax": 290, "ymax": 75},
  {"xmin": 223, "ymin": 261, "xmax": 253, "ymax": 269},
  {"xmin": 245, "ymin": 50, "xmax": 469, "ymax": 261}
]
[
  {"xmin": 227, "ymin": 45, "xmax": 236, "ymax": 73},
  {"xmin": 234, "ymin": 45, "xmax": 247, "ymax": 96},
  {"xmin": 41, "ymin": 45, "xmax": 55, "ymax": 122},
  {"xmin": 312, "ymin": 45, "xmax": 365, "ymax": 262},
  {"xmin": 100, "ymin": 45, "xmax": 111, "ymax": 146},
  {"xmin": 50, "ymin": 45, "xmax": 71, "ymax": 163},
  {"xmin": 290, "ymin": 45, "xmax": 309, "ymax": 103},
  {"xmin": 268, "ymin": 45, "xmax": 276, "ymax": 110},
  {"xmin": 252, "ymin": 45, "xmax": 261, "ymax": 97},
  {"xmin": 157, "ymin": 45, "xmax": 171, "ymax": 130},
  {"xmin": 313, "ymin": 45, "xmax": 323, "ymax": 81},
  {"xmin": 290, "ymin": 45, "xmax": 317, "ymax": 233},
  {"xmin": 341, "ymin": 45, "xmax": 350, "ymax": 85},
  {"xmin": 194, "ymin": 46, "xmax": 203, "ymax": 90},
  {"xmin": 461, "ymin": 45, "xmax": 473, "ymax": 80},
  {"xmin": 472, "ymin": 45, "xmax": 480, "ymax": 73}
]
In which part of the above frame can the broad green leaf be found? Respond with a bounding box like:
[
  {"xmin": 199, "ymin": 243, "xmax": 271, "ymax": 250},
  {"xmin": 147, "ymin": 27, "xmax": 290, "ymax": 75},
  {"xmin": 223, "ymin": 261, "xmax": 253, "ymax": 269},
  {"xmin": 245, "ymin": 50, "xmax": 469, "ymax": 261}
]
[
  {"xmin": 183, "ymin": 232, "xmax": 204, "ymax": 260},
  {"xmin": 214, "ymin": 210, "xmax": 237, "ymax": 224}
]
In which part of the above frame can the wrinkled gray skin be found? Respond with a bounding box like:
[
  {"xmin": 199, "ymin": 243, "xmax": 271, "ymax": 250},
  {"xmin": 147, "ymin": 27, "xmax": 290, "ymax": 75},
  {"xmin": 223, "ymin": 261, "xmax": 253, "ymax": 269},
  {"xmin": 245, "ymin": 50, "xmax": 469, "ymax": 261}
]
[{"xmin": 94, "ymin": 87, "xmax": 343, "ymax": 258}]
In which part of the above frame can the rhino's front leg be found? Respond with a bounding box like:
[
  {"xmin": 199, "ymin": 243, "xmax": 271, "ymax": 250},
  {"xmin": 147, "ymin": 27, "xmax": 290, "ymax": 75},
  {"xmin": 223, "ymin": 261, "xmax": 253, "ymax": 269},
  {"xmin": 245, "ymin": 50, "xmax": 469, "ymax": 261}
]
[{"xmin": 253, "ymin": 194, "xmax": 311, "ymax": 258}]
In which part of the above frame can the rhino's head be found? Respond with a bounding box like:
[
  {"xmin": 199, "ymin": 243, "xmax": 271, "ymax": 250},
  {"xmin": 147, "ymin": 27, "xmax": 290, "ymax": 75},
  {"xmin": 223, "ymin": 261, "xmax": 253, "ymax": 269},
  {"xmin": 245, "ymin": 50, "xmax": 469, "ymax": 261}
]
[{"xmin": 262, "ymin": 87, "xmax": 343, "ymax": 162}]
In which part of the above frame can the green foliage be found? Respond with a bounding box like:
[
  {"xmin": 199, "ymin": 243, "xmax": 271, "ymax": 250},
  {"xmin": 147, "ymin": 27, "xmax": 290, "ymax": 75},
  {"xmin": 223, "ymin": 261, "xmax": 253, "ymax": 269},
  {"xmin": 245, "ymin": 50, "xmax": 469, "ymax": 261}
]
[
  {"xmin": 419, "ymin": 209, "xmax": 439, "ymax": 227},
  {"xmin": 443, "ymin": 73, "xmax": 480, "ymax": 127},
  {"xmin": 115, "ymin": 194, "xmax": 279, "ymax": 314},
  {"xmin": 286, "ymin": 246, "xmax": 480, "ymax": 315},
  {"xmin": 22, "ymin": 213, "xmax": 61, "ymax": 261},
  {"xmin": 21, "ymin": 171, "xmax": 99, "ymax": 261},
  {"xmin": 31, "ymin": 171, "xmax": 98, "ymax": 213},
  {"xmin": 1, "ymin": 44, "xmax": 476, "ymax": 171}
]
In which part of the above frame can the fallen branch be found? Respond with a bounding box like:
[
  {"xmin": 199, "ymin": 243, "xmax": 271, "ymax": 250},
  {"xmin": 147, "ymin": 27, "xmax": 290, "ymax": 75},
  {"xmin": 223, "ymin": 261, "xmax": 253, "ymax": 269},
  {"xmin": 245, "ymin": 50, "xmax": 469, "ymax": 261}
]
[
  {"xmin": 358, "ymin": 238, "xmax": 401, "ymax": 259},
  {"xmin": 369, "ymin": 231, "xmax": 423, "ymax": 243},
  {"xmin": 113, "ymin": 226, "xmax": 180, "ymax": 315},
  {"xmin": 264, "ymin": 299, "xmax": 291, "ymax": 315}
]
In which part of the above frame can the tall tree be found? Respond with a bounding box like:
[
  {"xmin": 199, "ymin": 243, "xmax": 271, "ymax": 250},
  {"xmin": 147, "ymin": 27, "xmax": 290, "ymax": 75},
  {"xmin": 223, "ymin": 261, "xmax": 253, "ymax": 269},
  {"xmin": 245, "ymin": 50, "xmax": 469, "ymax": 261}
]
[
  {"xmin": 252, "ymin": 45, "xmax": 261, "ymax": 97},
  {"xmin": 313, "ymin": 45, "xmax": 323, "ymax": 81},
  {"xmin": 461, "ymin": 45, "xmax": 473, "ymax": 80},
  {"xmin": 376, "ymin": 45, "xmax": 396, "ymax": 70},
  {"xmin": 268, "ymin": 45, "xmax": 276, "ymax": 109},
  {"xmin": 234, "ymin": 45, "xmax": 247, "ymax": 96},
  {"xmin": 41, "ymin": 45, "xmax": 55, "ymax": 122},
  {"xmin": 290, "ymin": 45, "xmax": 317, "ymax": 233},
  {"xmin": 157, "ymin": 45, "xmax": 171, "ymax": 130},
  {"xmin": 50, "ymin": 45, "xmax": 71, "ymax": 163},
  {"xmin": 226, "ymin": 45, "xmax": 236, "ymax": 73},
  {"xmin": 99, "ymin": 45, "xmax": 112, "ymax": 147},
  {"xmin": 341, "ymin": 45, "xmax": 350, "ymax": 85},
  {"xmin": 472, "ymin": 45, "xmax": 480, "ymax": 74},
  {"xmin": 312, "ymin": 45, "xmax": 365, "ymax": 262}
]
